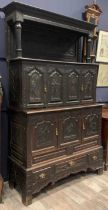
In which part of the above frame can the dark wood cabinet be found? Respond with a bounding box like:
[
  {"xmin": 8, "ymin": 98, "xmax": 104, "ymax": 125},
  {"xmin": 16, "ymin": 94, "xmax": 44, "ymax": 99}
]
[
  {"xmin": 2, "ymin": 1, "xmax": 103, "ymax": 205},
  {"xmin": 10, "ymin": 105, "xmax": 102, "ymax": 169},
  {"xmin": 9, "ymin": 60, "xmax": 98, "ymax": 109}
]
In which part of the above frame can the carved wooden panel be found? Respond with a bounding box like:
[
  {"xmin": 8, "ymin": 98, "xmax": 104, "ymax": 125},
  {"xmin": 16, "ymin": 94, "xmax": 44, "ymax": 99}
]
[
  {"xmin": 27, "ymin": 68, "xmax": 44, "ymax": 104},
  {"xmin": 59, "ymin": 111, "xmax": 81, "ymax": 147},
  {"xmin": 31, "ymin": 114, "xmax": 57, "ymax": 151},
  {"xmin": 47, "ymin": 68, "xmax": 64, "ymax": 106},
  {"xmin": 23, "ymin": 63, "xmax": 46, "ymax": 108},
  {"xmin": 65, "ymin": 69, "xmax": 80, "ymax": 104},
  {"xmin": 82, "ymin": 108, "xmax": 101, "ymax": 142},
  {"xmin": 81, "ymin": 69, "xmax": 96, "ymax": 103}
]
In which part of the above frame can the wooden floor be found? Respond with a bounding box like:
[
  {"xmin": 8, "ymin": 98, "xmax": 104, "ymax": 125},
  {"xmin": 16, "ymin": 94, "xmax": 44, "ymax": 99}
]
[{"xmin": 1, "ymin": 171, "xmax": 108, "ymax": 210}]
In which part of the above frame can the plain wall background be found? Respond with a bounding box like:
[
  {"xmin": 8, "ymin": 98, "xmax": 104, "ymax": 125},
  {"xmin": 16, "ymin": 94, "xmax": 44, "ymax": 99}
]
[{"xmin": 0, "ymin": 0, "xmax": 107, "ymax": 180}]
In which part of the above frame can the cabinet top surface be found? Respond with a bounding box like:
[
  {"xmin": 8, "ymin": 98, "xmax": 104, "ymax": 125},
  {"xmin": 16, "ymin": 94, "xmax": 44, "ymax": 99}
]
[
  {"xmin": 9, "ymin": 104, "xmax": 102, "ymax": 115},
  {"xmin": 8, "ymin": 57, "xmax": 99, "ymax": 66},
  {"xmin": 2, "ymin": 1, "xmax": 95, "ymax": 34}
]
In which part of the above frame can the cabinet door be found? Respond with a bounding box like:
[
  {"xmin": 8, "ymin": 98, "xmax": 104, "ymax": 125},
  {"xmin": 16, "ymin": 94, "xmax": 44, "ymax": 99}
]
[
  {"xmin": 30, "ymin": 113, "xmax": 57, "ymax": 154},
  {"xmin": 81, "ymin": 68, "xmax": 97, "ymax": 103},
  {"xmin": 65, "ymin": 67, "xmax": 80, "ymax": 105},
  {"xmin": 59, "ymin": 110, "xmax": 81, "ymax": 148},
  {"xmin": 23, "ymin": 64, "xmax": 46, "ymax": 108},
  {"xmin": 47, "ymin": 65, "xmax": 64, "ymax": 106},
  {"xmin": 82, "ymin": 107, "xmax": 101, "ymax": 143}
]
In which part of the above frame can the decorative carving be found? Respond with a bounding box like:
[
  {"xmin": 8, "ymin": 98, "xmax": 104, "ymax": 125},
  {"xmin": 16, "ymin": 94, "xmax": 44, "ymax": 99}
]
[
  {"xmin": 83, "ymin": 71, "xmax": 94, "ymax": 99},
  {"xmin": 84, "ymin": 114, "xmax": 99, "ymax": 137},
  {"xmin": 63, "ymin": 116, "xmax": 79, "ymax": 141},
  {"xmin": 28, "ymin": 68, "xmax": 43, "ymax": 103},
  {"xmin": 82, "ymin": 2, "xmax": 102, "ymax": 63},
  {"xmin": 48, "ymin": 69, "xmax": 63, "ymax": 102},
  {"xmin": 67, "ymin": 71, "xmax": 79, "ymax": 100},
  {"xmin": 33, "ymin": 120, "xmax": 55, "ymax": 149}
]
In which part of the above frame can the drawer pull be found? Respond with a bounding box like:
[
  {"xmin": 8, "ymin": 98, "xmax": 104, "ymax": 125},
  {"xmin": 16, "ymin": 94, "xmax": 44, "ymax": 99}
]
[
  {"xmin": 44, "ymin": 87, "xmax": 47, "ymax": 93},
  {"xmin": 39, "ymin": 173, "xmax": 46, "ymax": 179},
  {"xmin": 92, "ymin": 155, "xmax": 97, "ymax": 160},
  {"xmin": 83, "ymin": 122, "xmax": 85, "ymax": 130},
  {"xmin": 69, "ymin": 160, "xmax": 75, "ymax": 166},
  {"xmin": 56, "ymin": 128, "xmax": 59, "ymax": 136}
]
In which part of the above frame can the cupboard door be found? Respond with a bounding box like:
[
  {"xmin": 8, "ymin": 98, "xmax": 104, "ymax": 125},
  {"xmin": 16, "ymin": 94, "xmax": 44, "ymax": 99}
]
[
  {"xmin": 82, "ymin": 107, "xmax": 101, "ymax": 143},
  {"xmin": 30, "ymin": 113, "xmax": 57, "ymax": 154},
  {"xmin": 47, "ymin": 65, "xmax": 64, "ymax": 106},
  {"xmin": 59, "ymin": 110, "xmax": 81, "ymax": 147},
  {"xmin": 65, "ymin": 67, "xmax": 80, "ymax": 105},
  {"xmin": 81, "ymin": 68, "xmax": 97, "ymax": 103},
  {"xmin": 24, "ymin": 64, "xmax": 46, "ymax": 108}
]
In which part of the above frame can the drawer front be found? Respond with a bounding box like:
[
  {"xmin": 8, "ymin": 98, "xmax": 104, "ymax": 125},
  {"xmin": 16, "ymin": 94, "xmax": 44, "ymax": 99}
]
[
  {"xmin": 88, "ymin": 148, "xmax": 103, "ymax": 169},
  {"xmin": 32, "ymin": 149, "xmax": 66, "ymax": 165},
  {"xmin": 55, "ymin": 160, "xmax": 72, "ymax": 181},
  {"xmin": 74, "ymin": 139, "xmax": 98, "ymax": 152},
  {"xmin": 32, "ymin": 166, "xmax": 53, "ymax": 194},
  {"xmin": 55, "ymin": 156, "xmax": 87, "ymax": 182}
]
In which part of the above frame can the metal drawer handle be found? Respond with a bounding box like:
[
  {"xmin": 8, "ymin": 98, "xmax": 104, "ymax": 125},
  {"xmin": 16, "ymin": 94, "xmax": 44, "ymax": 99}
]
[
  {"xmin": 83, "ymin": 122, "xmax": 85, "ymax": 130},
  {"xmin": 44, "ymin": 87, "xmax": 47, "ymax": 93},
  {"xmin": 92, "ymin": 155, "xmax": 97, "ymax": 160},
  {"xmin": 69, "ymin": 160, "xmax": 75, "ymax": 166},
  {"xmin": 39, "ymin": 173, "xmax": 46, "ymax": 179},
  {"xmin": 56, "ymin": 128, "xmax": 59, "ymax": 136}
]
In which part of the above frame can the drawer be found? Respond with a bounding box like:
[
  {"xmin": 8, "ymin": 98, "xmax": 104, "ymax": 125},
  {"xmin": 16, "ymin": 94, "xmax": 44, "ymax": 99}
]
[
  {"xmin": 71, "ymin": 156, "xmax": 87, "ymax": 173},
  {"xmin": 55, "ymin": 160, "xmax": 72, "ymax": 181},
  {"xmin": 55, "ymin": 155, "xmax": 87, "ymax": 181},
  {"xmin": 74, "ymin": 140, "xmax": 98, "ymax": 152},
  {"xmin": 88, "ymin": 148, "xmax": 103, "ymax": 168},
  {"xmin": 32, "ymin": 149, "xmax": 66, "ymax": 165},
  {"xmin": 32, "ymin": 166, "xmax": 53, "ymax": 194}
]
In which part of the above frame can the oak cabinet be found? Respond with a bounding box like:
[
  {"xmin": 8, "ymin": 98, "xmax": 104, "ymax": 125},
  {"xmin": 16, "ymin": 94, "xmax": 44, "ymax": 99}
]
[
  {"xmin": 10, "ymin": 105, "xmax": 102, "ymax": 168},
  {"xmin": 2, "ymin": 1, "xmax": 103, "ymax": 206}
]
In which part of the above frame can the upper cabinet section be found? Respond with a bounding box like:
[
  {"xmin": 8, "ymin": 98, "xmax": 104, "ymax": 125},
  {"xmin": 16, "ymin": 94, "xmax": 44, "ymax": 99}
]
[{"xmin": 2, "ymin": 2, "xmax": 95, "ymax": 62}]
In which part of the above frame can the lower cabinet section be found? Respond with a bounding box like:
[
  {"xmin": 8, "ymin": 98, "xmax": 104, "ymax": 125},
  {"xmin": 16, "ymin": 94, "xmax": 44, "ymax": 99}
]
[
  {"xmin": 9, "ymin": 146, "xmax": 103, "ymax": 206},
  {"xmin": 9, "ymin": 104, "xmax": 102, "ymax": 168}
]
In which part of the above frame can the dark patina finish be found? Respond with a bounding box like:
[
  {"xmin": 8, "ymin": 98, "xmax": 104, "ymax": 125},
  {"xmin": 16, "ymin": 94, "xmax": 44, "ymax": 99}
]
[{"xmin": 1, "ymin": 1, "xmax": 103, "ymax": 205}]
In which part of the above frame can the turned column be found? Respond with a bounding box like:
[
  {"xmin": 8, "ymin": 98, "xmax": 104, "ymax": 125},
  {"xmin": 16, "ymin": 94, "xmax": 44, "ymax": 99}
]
[
  {"xmin": 15, "ymin": 21, "xmax": 22, "ymax": 57},
  {"xmin": 86, "ymin": 33, "xmax": 92, "ymax": 63}
]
